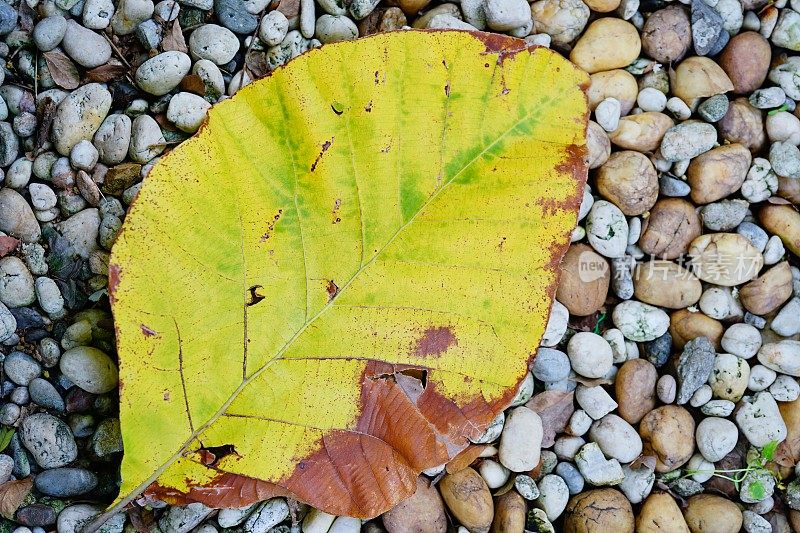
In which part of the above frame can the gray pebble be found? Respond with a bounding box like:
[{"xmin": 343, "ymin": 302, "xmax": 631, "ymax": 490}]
[
  {"xmin": 215, "ymin": 0, "xmax": 257, "ymax": 33},
  {"xmin": 20, "ymin": 412, "xmax": 77, "ymax": 468},
  {"xmin": 33, "ymin": 16, "xmax": 67, "ymax": 51},
  {"xmin": 34, "ymin": 467, "xmax": 97, "ymax": 497},
  {"xmin": 29, "ymin": 378, "xmax": 64, "ymax": 412},
  {"xmin": 4, "ymin": 351, "xmax": 40, "ymax": 386},
  {"xmin": 698, "ymin": 94, "xmax": 729, "ymax": 122},
  {"xmin": 532, "ymin": 348, "xmax": 570, "ymax": 382},
  {"xmin": 61, "ymin": 20, "xmax": 111, "ymax": 68},
  {"xmin": 750, "ymin": 87, "xmax": 786, "ymax": 109},
  {"xmin": 701, "ymin": 199, "xmax": 749, "ymax": 231},
  {"xmin": 555, "ymin": 462, "xmax": 584, "ymax": 495}
]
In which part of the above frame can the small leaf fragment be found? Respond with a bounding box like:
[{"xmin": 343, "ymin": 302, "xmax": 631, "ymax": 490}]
[
  {"xmin": 0, "ymin": 478, "xmax": 32, "ymax": 520},
  {"xmin": 42, "ymin": 50, "xmax": 80, "ymax": 90}
]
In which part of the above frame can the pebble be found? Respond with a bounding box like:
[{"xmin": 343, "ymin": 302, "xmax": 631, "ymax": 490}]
[
  {"xmin": 749, "ymin": 365, "xmax": 777, "ymax": 392},
  {"xmin": 0, "ymin": 188, "xmax": 41, "ymax": 242},
  {"xmin": 484, "ymin": 0, "xmax": 530, "ymax": 30},
  {"xmin": 0, "ymin": 256, "xmax": 35, "ymax": 308},
  {"xmin": 639, "ymin": 405, "xmax": 695, "ymax": 472},
  {"xmin": 34, "ymin": 467, "xmax": 98, "ymax": 497},
  {"xmin": 619, "ymin": 463, "xmax": 655, "ymax": 504},
  {"xmin": 61, "ymin": 20, "xmax": 111, "ymax": 68},
  {"xmin": 52, "ymin": 83, "xmax": 112, "ymax": 156},
  {"xmin": 60, "ymin": 346, "xmax": 118, "ymax": 394},
  {"xmin": 20, "ymin": 412, "xmax": 78, "ymax": 468},
  {"xmin": 709, "ymin": 352, "xmax": 750, "ymax": 401},
  {"xmin": 4, "ymin": 351, "xmax": 40, "ymax": 386},
  {"xmin": 575, "ymin": 385, "xmax": 617, "ymax": 420},
  {"xmin": 533, "ymin": 347, "xmax": 571, "ymax": 382},
  {"xmin": 189, "ymin": 24, "xmax": 239, "ymax": 65},
  {"xmin": 575, "ymin": 442, "xmax": 624, "ymax": 485},
  {"xmin": 743, "ymin": 510, "xmax": 772, "ymax": 533},
  {"xmin": 159, "ymin": 504, "xmax": 214, "ymax": 533},
  {"xmin": 696, "ymin": 416, "xmax": 739, "ymax": 462},
  {"xmin": 215, "ymin": 0, "xmax": 257, "ymax": 33},
  {"xmin": 535, "ymin": 474, "xmax": 569, "ymax": 521},
  {"xmin": 166, "ymin": 92, "xmax": 211, "ymax": 133},
  {"xmin": 567, "ymin": 332, "xmax": 613, "ymax": 379},
  {"xmin": 243, "ymin": 499, "xmax": 289, "ymax": 533},
  {"xmin": 660, "ymin": 121, "xmax": 718, "ymax": 162},
  {"xmin": 758, "ymin": 340, "xmax": 800, "ymax": 376},
  {"xmin": 770, "ymin": 374, "xmax": 800, "ymax": 401},
  {"xmin": 588, "ymin": 414, "xmax": 642, "ymax": 463},
  {"xmin": 612, "ymin": 300, "xmax": 669, "ymax": 342},
  {"xmin": 586, "ymin": 199, "xmax": 628, "ymax": 258},
  {"xmin": 595, "ymin": 97, "xmax": 621, "ymax": 132},
  {"xmin": 33, "ymin": 16, "xmax": 67, "ymax": 51},
  {"xmin": 569, "ymin": 18, "xmax": 640, "ymax": 74},
  {"xmin": 736, "ymin": 392, "xmax": 788, "ymax": 447},
  {"xmin": 135, "ymin": 51, "xmax": 191, "ymax": 96},
  {"xmin": 498, "ymin": 406, "xmax": 542, "ymax": 472},
  {"xmin": 129, "ymin": 114, "xmax": 166, "ymax": 163},
  {"xmin": 29, "ymin": 377, "xmax": 65, "ymax": 411},
  {"xmin": 656, "ymin": 374, "xmax": 677, "ymax": 403}
]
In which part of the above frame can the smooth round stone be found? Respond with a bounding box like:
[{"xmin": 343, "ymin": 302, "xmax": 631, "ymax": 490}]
[
  {"xmin": 0, "ymin": 256, "xmax": 35, "ymax": 308},
  {"xmin": 498, "ymin": 407, "xmax": 543, "ymax": 472},
  {"xmin": 166, "ymin": 92, "xmax": 211, "ymax": 133},
  {"xmin": 588, "ymin": 414, "xmax": 642, "ymax": 463},
  {"xmin": 135, "ymin": 51, "xmax": 191, "ymax": 96},
  {"xmin": 35, "ymin": 277, "xmax": 64, "ymax": 316},
  {"xmin": 770, "ymin": 374, "xmax": 800, "ymax": 401},
  {"xmin": 33, "ymin": 16, "xmax": 67, "ymax": 51},
  {"xmin": 708, "ymin": 353, "xmax": 750, "ymax": 401},
  {"xmin": 478, "ymin": 459, "xmax": 509, "ymax": 489},
  {"xmin": 56, "ymin": 504, "xmax": 103, "ymax": 533},
  {"xmin": 215, "ymin": 0, "xmax": 257, "ymax": 33},
  {"xmin": 542, "ymin": 300, "xmax": 568, "ymax": 347},
  {"xmin": 736, "ymin": 392, "xmax": 787, "ymax": 447},
  {"xmin": 0, "ymin": 454, "xmax": 12, "ymax": 483},
  {"xmin": 20, "ymin": 412, "xmax": 78, "ymax": 468},
  {"xmin": 660, "ymin": 121, "xmax": 718, "ymax": 162},
  {"xmin": 737, "ymin": 221, "xmax": 769, "ymax": 252},
  {"xmin": 4, "ymin": 351, "xmax": 41, "ymax": 386},
  {"xmin": 612, "ymin": 300, "xmax": 670, "ymax": 342},
  {"xmin": 70, "ymin": 140, "xmax": 98, "ymax": 171},
  {"xmin": 567, "ymin": 332, "xmax": 613, "ymax": 379},
  {"xmin": 29, "ymin": 378, "xmax": 65, "ymax": 412},
  {"xmin": 10, "ymin": 386, "xmax": 29, "ymax": 405},
  {"xmin": 700, "ymin": 399, "xmax": 735, "ymax": 416},
  {"xmin": 129, "ymin": 115, "xmax": 166, "ymax": 163},
  {"xmin": 484, "ymin": 0, "xmax": 530, "ymax": 30},
  {"xmin": 656, "ymin": 375, "xmax": 677, "ymax": 403},
  {"xmin": 61, "ymin": 20, "xmax": 111, "ymax": 68},
  {"xmin": 698, "ymin": 94, "xmax": 729, "ymax": 122},
  {"xmin": 59, "ymin": 346, "xmax": 118, "ymax": 394},
  {"xmin": 0, "ymin": 1, "xmax": 16, "ymax": 35},
  {"xmin": 110, "ymin": 0, "xmax": 154, "ymax": 34},
  {"xmin": 533, "ymin": 348, "xmax": 571, "ymax": 382},
  {"xmin": 758, "ymin": 341, "xmax": 800, "ymax": 376},
  {"xmin": 34, "ymin": 467, "xmax": 97, "ymax": 497},
  {"xmin": 696, "ymin": 416, "xmax": 738, "ymax": 462},
  {"xmin": 637, "ymin": 87, "xmax": 667, "ymax": 112},
  {"xmin": 515, "ymin": 474, "xmax": 540, "ymax": 500},
  {"xmin": 315, "ymin": 14, "xmax": 358, "ymax": 43},
  {"xmin": 189, "ymin": 24, "xmax": 239, "ymax": 65}
]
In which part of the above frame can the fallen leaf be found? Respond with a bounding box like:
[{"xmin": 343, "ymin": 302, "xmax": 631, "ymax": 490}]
[
  {"xmin": 35, "ymin": 97, "xmax": 57, "ymax": 153},
  {"xmin": 161, "ymin": 20, "xmax": 187, "ymax": 54},
  {"xmin": 103, "ymin": 30, "xmax": 588, "ymax": 524},
  {"xmin": 245, "ymin": 51, "xmax": 270, "ymax": 80},
  {"xmin": 179, "ymin": 74, "xmax": 206, "ymax": 96},
  {"xmin": 446, "ymin": 445, "xmax": 487, "ymax": 474},
  {"xmin": 127, "ymin": 503, "xmax": 157, "ymax": 533},
  {"xmin": 42, "ymin": 50, "xmax": 80, "ymax": 90},
  {"xmin": 0, "ymin": 237, "xmax": 19, "ymax": 257},
  {"xmin": 0, "ymin": 478, "xmax": 32, "ymax": 519},
  {"xmin": 85, "ymin": 62, "xmax": 128, "ymax": 83},
  {"xmin": 526, "ymin": 390, "xmax": 575, "ymax": 448}
]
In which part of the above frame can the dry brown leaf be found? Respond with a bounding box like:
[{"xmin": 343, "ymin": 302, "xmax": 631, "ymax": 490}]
[
  {"xmin": 128, "ymin": 503, "xmax": 157, "ymax": 533},
  {"xmin": 245, "ymin": 51, "xmax": 270, "ymax": 80},
  {"xmin": 526, "ymin": 390, "xmax": 575, "ymax": 448},
  {"xmin": 162, "ymin": 20, "xmax": 187, "ymax": 53},
  {"xmin": 36, "ymin": 97, "xmax": 57, "ymax": 152},
  {"xmin": 0, "ymin": 478, "xmax": 32, "ymax": 519},
  {"xmin": 43, "ymin": 50, "xmax": 80, "ymax": 90},
  {"xmin": 0, "ymin": 236, "xmax": 20, "ymax": 257},
  {"xmin": 85, "ymin": 62, "xmax": 128, "ymax": 83},
  {"xmin": 179, "ymin": 74, "xmax": 206, "ymax": 96},
  {"xmin": 446, "ymin": 445, "xmax": 486, "ymax": 474}
]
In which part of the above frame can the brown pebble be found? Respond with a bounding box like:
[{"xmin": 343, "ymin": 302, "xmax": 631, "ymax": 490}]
[
  {"xmin": 556, "ymin": 244, "xmax": 610, "ymax": 317},
  {"xmin": 639, "ymin": 198, "xmax": 701, "ymax": 260},
  {"xmin": 639, "ymin": 405, "xmax": 695, "ymax": 473},
  {"xmin": 383, "ymin": 476, "xmax": 447, "ymax": 533},
  {"xmin": 596, "ymin": 150, "xmax": 658, "ymax": 216},
  {"xmin": 719, "ymin": 31, "xmax": 771, "ymax": 94},
  {"xmin": 739, "ymin": 261, "xmax": 794, "ymax": 315},
  {"xmin": 641, "ymin": 5, "xmax": 691, "ymax": 63},
  {"xmin": 717, "ymin": 97, "xmax": 766, "ymax": 153},
  {"xmin": 686, "ymin": 143, "xmax": 751, "ymax": 204},
  {"xmin": 564, "ymin": 488, "xmax": 634, "ymax": 533},
  {"xmin": 669, "ymin": 308, "xmax": 723, "ymax": 350},
  {"xmin": 615, "ymin": 359, "xmax": 657, "ymax": 424}
]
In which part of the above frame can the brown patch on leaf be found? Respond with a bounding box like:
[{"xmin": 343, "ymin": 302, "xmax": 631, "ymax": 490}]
[
  {"xmin": 310, "ymin": 139, "xmax": 334, "ymax": 172},
  {"xmin": 0, "ymin": 236, "xmax": 19, "ymax": 257},
  {"xmin": 140, "ymin": 324, "xmax": 158, "ymax": 337},
  {"xmin": 43, "ymin": 50, "xmax": 80, "ymax": 90},
  {"xmin": 0, "ymin": 478, "xmax": 32, "ymax": 519},
  {"xmin": 413, "ymin": 326, "xmax": 457, "ymax": 357},
  {"xmin": 326, "ymin": 280, "xmax": 339, "ymax": 301}
]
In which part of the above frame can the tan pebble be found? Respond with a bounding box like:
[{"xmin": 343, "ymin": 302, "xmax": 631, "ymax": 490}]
[
  {"xmin": 739, "ymin": 261, "xmax": 794, "ymax": 315},
  {"xmin": 586, "ymin": 69, "xmax": 638, "ymax": 114},
  {"xmin": 669, "ymin": 309, "xmax": 723, "ymax": 350},
  {"xmin": 633, "ymin": 260, "xmax": 701, "ymax": 309},
  {"xmin": 718, "ymin": 97, "xmax": 766, "ymax": 153},
  {"xmin": 688, "ymin": 233, "xmax": 764, "ymax": 286},
  {"xmin": 490, "ymin": 491, "xmax": 526, "ymax": 533},
  {"xmin": 671, "ymin": 56, "xmax": 734, "ymax": 104},
  {"xmin": 596, "ymin": 151, "xmax": 658, "ymax": 216},
  {"xmin": 608, "ymin": 112, "xmax": 673, "ymax": 152},
  {"xmin": 530, "ymin": 0, "xmax": 589, "ymax": 46},
  {"xmin": 570, "ymin": 18, "xmax": 640, "ymax": 74},
  {"xmin": 639, "ymin": 198, "xmax": 701, "ymax": 260},
  {"xmin": 686, "ymin": 143, "xmax": 752, "ymax": 204},
  {"xmin": 759, "ymin": 204, "xmax": 800, "ymax": 257},
  {"xmin": 439, "ymin": 467, "xmax": 494, "ymax": 533},
  {"xmin": 639, "ymin": 405, "xmax": 695, "ymax": 473},
  {"xmin": 636, "ymin": 492, "xmax": 690, "ymax": 533},
  {"xmin": 682, "ymin": 494, "xmax": 742, "ymax": 533},
  {"xmin": 412, "ymin": 3, "xmax": 459, "ymax": 27},
  {"xmin": 564, "ymin": 489, "xmax": 634, "ymax": 533},
  {"xmin": 583, "ymin": 0, "xmax": 619, "ymax": 12},
  {"xmin": 615, "ymin": 359, "xmax": 657, "ymax": 424}
]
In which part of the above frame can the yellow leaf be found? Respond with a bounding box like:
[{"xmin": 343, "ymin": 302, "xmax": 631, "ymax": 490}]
[{"xmin": 107, "ymin": 30, "xmax": 588, "ymax": 520}]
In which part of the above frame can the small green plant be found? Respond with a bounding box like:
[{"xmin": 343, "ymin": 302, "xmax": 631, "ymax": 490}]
[
  {"xmin": 681, "ymin": 440, "xmax": 784, "ymax": 501},
  {"xmin": 593, "ymin": 313, "xmax": 607, "ymax": 335},
  {"xmin": 768, "ymin": 103, "xmax": 791, "ymax": 116},
  {"xmin": 0, "ymin": 426, "xmax": 14, "ymax": 453}
]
